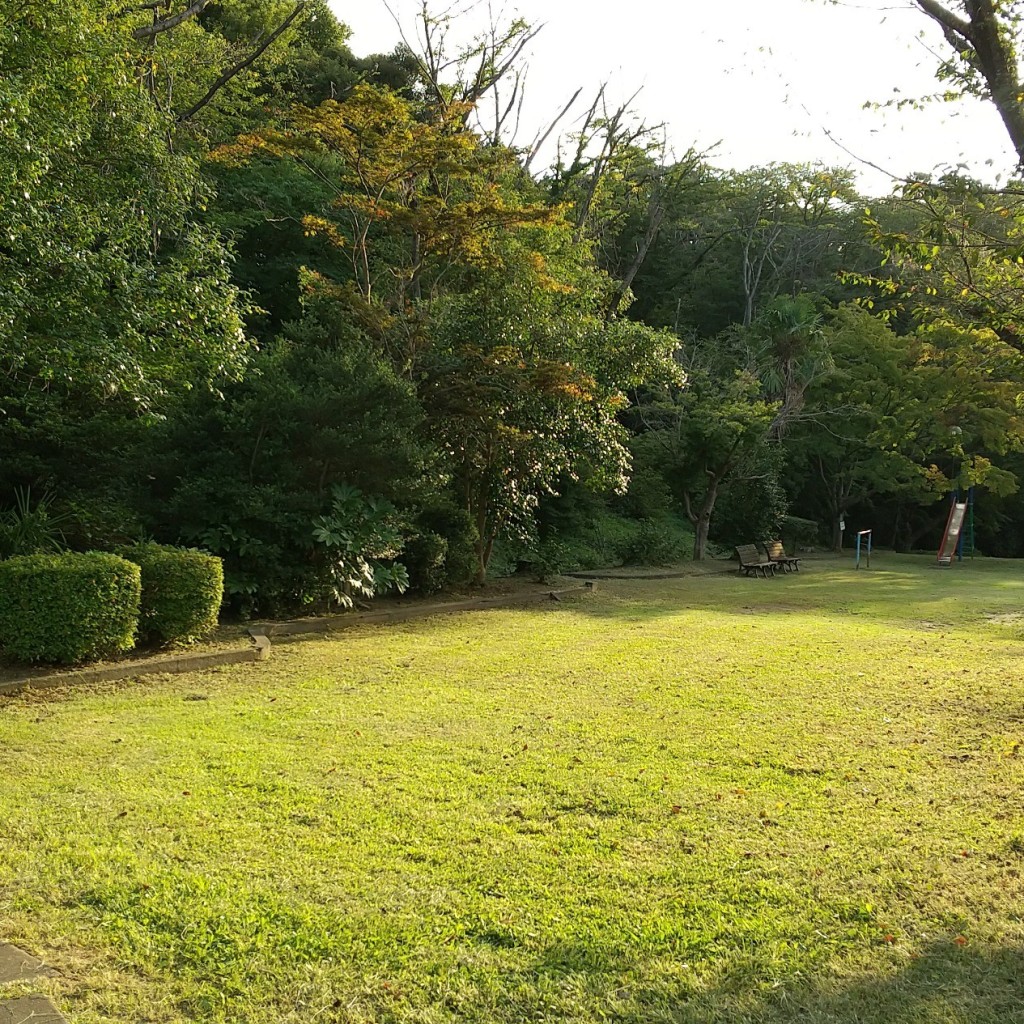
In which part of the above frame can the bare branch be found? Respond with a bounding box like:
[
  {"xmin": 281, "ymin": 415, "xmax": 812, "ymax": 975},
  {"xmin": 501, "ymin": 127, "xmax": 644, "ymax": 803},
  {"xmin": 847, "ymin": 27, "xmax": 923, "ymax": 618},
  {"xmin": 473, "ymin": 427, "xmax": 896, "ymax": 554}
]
[
  {"xmin": 132, "ymin": 0, "xmax": 212, "ymax": 40},
  {"xmin": 913, "ymin": 0, "xmax": 975, "ymax": 47},
  {"xmin": 176, "ymin": 1, "xmax": 308, "ymax": 123},
  {"xmin": 523, "ymin": 87, "xmax": 582, "ymax": 174}
]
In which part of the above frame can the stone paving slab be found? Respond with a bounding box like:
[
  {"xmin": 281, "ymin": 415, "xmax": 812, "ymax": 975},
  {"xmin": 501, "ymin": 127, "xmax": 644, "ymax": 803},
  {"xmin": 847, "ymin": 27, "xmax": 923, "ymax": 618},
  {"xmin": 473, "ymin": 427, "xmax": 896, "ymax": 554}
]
[
  {"xmin": 0, "ymin": 997, "xmax": 66, "ymax": 1024},
  {"xmin": 0, "ymin": 947, "xmax": 55, "ymax": 985}
]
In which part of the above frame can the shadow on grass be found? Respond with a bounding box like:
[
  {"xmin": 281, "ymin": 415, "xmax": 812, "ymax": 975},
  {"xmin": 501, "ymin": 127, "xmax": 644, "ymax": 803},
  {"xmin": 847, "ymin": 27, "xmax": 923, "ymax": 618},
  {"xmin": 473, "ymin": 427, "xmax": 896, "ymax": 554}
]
[
  {"xmin": 719, "ymin": 940, "xmax": 1024, "ymax": 1024},
  {"xmin": 526, "ymin": 938, "xmax": 1024, "ymax": 1023},
  {"xmin": 553, "ymin": 554, "xmax": 1024, "ymax": 636}
]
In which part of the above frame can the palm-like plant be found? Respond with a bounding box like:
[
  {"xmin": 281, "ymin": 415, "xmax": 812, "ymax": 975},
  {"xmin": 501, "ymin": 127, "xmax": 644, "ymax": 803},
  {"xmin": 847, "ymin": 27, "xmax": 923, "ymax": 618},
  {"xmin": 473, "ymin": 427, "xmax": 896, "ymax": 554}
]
[
  {"xmin": 749, "ymin": 295, "xmax": 833, "ymax": 437},
  {"xmin": 0, "ymin": 489, "xmax": 71, "ymax": 559}
]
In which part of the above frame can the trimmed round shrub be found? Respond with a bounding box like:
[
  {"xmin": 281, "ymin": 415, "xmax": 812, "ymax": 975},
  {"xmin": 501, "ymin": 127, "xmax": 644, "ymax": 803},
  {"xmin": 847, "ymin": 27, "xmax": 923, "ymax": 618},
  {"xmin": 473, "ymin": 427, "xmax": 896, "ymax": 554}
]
[
  {"xmin": 121, "ymin": 544, "xmax": 223, "ymax": 645},
  {"xmin": 0, "ymin": 552, "xmax": 140, "ymax": 664}
]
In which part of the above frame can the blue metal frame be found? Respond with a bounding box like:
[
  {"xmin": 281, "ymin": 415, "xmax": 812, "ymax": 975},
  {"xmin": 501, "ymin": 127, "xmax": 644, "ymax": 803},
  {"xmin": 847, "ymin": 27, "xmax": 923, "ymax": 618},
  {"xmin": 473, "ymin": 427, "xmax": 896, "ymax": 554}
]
[{"xmin": 855, "ymin": 529, "xmax": 872, "ymax": 570}]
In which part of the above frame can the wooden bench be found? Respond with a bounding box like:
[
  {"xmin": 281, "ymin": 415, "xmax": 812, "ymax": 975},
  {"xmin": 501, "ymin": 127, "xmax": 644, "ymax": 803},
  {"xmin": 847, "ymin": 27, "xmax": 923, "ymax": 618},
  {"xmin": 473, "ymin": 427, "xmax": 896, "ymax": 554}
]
[
  {"xmin": 736, "ymin": 544, "xmax": 777, "ymax": 578},
  {"xmin": 765, "ymin": 540, "xmax": 800, "ymax": 572}
]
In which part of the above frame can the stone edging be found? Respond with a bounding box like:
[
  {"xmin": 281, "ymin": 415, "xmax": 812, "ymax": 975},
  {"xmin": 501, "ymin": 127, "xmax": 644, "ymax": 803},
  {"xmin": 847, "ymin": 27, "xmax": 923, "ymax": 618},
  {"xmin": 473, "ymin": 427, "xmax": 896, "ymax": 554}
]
[
  {"xmin": 0, "ymin": 585, "xmax": 597, "ymax": 696},
  {"xmin": 0, "ymin": 944, "xmax": 65, "ymax": 1024},
  {"xmin": 0, "ymin": 635, "xmax": 270, "ymax": 698}
]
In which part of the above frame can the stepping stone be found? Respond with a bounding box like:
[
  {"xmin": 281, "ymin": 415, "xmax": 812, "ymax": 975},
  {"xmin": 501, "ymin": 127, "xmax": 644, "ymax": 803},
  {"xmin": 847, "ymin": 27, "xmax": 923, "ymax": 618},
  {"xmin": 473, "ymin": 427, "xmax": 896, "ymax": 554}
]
[
  {"xmin": 0, "ymin": 947, "xmax": 55, "ymax": 985},
  {"xmin": 0, "ymin": 996, "xmax": 66, "ymax": 1023}
]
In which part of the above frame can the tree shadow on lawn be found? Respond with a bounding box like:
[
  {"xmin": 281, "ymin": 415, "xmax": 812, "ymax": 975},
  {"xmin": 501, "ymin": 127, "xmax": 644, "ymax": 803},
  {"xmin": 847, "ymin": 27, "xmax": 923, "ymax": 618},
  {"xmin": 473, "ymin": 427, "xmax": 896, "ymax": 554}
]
[
  {"xmin": 525, "ymin": 938, "xmax": 1024, "ymax": 1023},
  {"xmin": 559, "ymin": 558, "xmax": 1024, "ymax": 634}
]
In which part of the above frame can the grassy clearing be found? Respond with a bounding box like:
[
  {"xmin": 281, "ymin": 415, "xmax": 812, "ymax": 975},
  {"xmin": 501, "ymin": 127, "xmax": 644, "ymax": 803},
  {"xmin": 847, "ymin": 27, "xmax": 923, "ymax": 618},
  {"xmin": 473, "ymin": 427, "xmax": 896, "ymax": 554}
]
[{"xmin": 1, "ymin": 554, "xmax": 1023, "ymax": 1023}]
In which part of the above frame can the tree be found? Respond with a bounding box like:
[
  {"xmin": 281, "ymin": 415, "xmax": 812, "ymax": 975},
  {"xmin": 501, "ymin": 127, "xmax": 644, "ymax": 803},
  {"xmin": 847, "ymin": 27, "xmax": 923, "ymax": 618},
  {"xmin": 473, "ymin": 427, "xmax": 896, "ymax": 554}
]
[
  {"xmin": 911, "ymin": 0, "xmax": 1024, "ymax": 166},
  {"xmin": 0, "ymin": 1, "xmax": 249, "ymax": 410},
  {"xmin": 145, "ymin": 274, "xmax": 432, "ymax": 612},
  {"xmin": 747, "ymin": 294, "xmax": 832, "ymax": 437},
  {"xmin": 426, "ymin": 268, "xmax": 679, "ymax": 581},
  {"xmin": 860, "ymin": 4, "xmax": 1024, "ymax": 339},
  {"xmin": 630, "ymin": 369, "xmax": 779, "ymax": 561},
  {"xmin": 629, "ymin": 164, "xmax": 870, "ymax": 337},
  {"xmin": 218, "ymin": 79, "xmax": 681, "ymax": 581},
  {"xmin": 788, "ymin": 305, "xmax": 1024, "ymax": 550}
]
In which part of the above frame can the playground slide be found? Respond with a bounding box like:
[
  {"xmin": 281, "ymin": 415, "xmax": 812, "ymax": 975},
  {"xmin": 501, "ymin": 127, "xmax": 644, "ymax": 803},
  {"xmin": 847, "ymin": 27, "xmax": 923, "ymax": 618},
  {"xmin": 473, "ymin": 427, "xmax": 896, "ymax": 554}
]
[{"xmin": 937, "ymin": 502, "xmax": 968, "ymax": 566}]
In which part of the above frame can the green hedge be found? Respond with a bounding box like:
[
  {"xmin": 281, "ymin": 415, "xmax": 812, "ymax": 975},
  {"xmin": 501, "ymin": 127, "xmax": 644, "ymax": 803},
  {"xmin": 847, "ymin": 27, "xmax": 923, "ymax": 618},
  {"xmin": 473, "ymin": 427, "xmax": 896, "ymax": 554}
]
[
  {"xmin": 121, "ymin": 544, "xmax": 223, "ymax": 645},
  {"xmin": 0, "ymin": 552, "xmax": 140, "ymax": 664}
]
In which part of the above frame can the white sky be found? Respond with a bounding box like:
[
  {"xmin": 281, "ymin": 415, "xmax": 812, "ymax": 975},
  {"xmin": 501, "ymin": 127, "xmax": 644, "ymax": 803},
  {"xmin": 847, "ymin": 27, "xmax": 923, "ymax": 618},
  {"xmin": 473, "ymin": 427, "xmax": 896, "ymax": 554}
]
[{"xmin": 327, "ymin": 0, "xmax": 1017, "ymax": 196}]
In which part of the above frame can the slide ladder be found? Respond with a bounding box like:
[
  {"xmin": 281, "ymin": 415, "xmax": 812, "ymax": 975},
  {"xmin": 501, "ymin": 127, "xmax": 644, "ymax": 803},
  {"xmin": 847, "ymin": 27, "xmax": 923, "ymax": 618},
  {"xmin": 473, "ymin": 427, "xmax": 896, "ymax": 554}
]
[{"xmin": 937, "ymin": 501, "xmax": 968, "ymax": 566}]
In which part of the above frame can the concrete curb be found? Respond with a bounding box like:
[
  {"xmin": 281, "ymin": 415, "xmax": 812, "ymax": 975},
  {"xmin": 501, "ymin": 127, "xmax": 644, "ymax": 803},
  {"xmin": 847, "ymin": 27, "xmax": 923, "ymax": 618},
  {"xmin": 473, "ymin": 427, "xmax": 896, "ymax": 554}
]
[
  {"xmin": 249, "ymin": 583, "xmax": 596, "ymax": 639},
  {"xmin": 0, "ymin": 634, "xmax": 270, "ymax": 698}
]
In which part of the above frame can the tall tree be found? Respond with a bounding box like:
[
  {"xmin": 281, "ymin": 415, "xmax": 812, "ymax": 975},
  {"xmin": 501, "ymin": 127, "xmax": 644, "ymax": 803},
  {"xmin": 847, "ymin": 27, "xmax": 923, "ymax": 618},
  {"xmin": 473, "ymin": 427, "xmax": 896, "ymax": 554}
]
[
  {"xmin": 0, "ymin": 1, "xmax": 248, "ymax": 411},
  {"xmin": 912, "ymin": 0, "xmax": 1024, "ymax": 166},
  {"xmin": 788, "ymin": 305, "xmax": 1024, "ymax": 549}
]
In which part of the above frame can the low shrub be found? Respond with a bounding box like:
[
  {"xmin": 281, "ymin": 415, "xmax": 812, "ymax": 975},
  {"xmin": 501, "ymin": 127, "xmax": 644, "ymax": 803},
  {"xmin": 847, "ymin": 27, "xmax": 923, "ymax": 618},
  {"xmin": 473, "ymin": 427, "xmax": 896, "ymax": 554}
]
[
  {"xmin": 404, "ymin": 532, "xmax": 449, "ymax": 595},
  {"xmin": 0, "ymin": 552, "xmax": 140, "ymax": 664},
  {"xmin": 781, "ymin": 515, "xmax": 821, "ymax": 551},
  {"xmin": 415, "ymin": 500, "xmax": 478, "ymax": 589},
  {"xmin": 120, "ymin": 544, "xmax": 224, "ymax": 645},
  {"xmin": 623, "ymin": 520, "xmax": 688, "ymax": 567}
]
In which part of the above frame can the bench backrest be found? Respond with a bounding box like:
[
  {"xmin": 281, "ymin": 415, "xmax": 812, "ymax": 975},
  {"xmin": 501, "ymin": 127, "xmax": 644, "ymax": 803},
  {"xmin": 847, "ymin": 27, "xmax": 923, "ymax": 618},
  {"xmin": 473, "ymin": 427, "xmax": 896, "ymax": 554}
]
[
  {"xmin": 765, "ymin": 540, "xmax": 788, "ymax": 560},
  {"xmin": 736, "ymin": 544, "xmax": 764, "ymax": 566}
]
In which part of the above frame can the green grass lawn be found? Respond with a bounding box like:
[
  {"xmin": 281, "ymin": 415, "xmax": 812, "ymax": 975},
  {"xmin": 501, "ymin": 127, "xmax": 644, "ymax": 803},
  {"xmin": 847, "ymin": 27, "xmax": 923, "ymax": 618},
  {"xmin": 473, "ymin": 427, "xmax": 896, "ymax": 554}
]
[{"xmin": 2, "ymin": 554, "xmax": 1024, "ymax": 1023}]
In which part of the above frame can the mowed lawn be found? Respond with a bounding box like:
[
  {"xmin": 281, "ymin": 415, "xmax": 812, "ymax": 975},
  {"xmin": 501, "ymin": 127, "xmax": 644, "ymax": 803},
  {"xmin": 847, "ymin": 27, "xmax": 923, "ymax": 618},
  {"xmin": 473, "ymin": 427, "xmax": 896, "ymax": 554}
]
[{"xmin": 2, "ymin": 556, "xmax": 1024, "ymax": 1023}]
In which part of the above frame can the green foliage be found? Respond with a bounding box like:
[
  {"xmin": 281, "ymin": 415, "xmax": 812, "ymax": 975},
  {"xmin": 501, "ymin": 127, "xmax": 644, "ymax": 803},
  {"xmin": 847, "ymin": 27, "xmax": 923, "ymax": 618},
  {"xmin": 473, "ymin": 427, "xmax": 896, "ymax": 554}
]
[
  {"xmin": 120, "ymin": 544, "xmax": 224, "ymax": 646},
  {"xmin": 781, "ymin": 515, "xmax": 822, "ymax": 551},
  {"xmin": 223, "ymin": 83, "xmax": 681, "ymax": 584},
  {"xmin": 710, "ymin": 444, "xmax": 789, "ymax": 548},
  {"xmin": 11, "ymin": 0, "xmax": 1024, "ymax": 597},
  {"xmin": 412, "ymin": 501, "xmax": 479, "ymax": 592},
  {"xmin": 0, "ymin": 1, "xmax": 249, "ymax": 409},
  {"xmin": 622, "ymin": 520, "xmax": 688, "ymax": 566},
  {"xmin": 0, "ymin": 489, "xmax": 70, "ymax": 558},
  {"xmin": 630, "ymin": 369, "xmax": 779, "ymax": 560},
  {"xmin": 787, "ymin": 305, "xmax": 1024, "ymax": 548},
  {"xmin": 630, "ymin": 164, "xmax": 869, "ymax": 336},
  {"xmin": 615, "ymin": 462, "xmax": 676, "ymax": 520},
  {"xmin": 507, "ymin": 508, "xmax": 694, "ymax": 577},
  {"xmin": 0, "ymin": 552, "xmax": 140, "ymax": 664},
  {"xmin": 402, "ymin": 533, "xmax": 450, "ymax": 596},
  {"xmin": 312, "ymin": 485, "xmax": 409, "ymax": 609},
  {"xmin": 149, "ymin": 283, "xmax": 430, "ymax": 615}
]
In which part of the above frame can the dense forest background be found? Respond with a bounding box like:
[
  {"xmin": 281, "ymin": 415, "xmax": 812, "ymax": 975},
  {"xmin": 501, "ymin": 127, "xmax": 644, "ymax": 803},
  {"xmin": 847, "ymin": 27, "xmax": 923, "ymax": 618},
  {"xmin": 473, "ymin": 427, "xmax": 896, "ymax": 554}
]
[{"xmin": 4, "ymin": 0, "xmax": 1024, "ymax": 616}]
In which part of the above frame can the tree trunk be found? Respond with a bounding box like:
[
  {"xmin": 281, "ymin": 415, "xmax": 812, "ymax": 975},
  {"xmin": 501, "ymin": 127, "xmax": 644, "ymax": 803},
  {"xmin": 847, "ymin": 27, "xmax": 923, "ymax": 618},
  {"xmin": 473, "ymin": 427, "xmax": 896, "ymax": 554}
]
[
  {"xmin": 690, "ymin": 478, "xmax": 720, "ymax": 561},
  {"xmin": 605, "ymin": 195, "xmax": 666, "ymax": 316},
  {"xmin": 832, "ymin": 515, "xmax": 844, "ymax": 553},
  {"xmin": 915, "ymin": 0, "xmax": 1024, "ymax": 166},
  {"xmin": 693, "ymin": 516, "xmax": 711, "ymax": 561}
]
